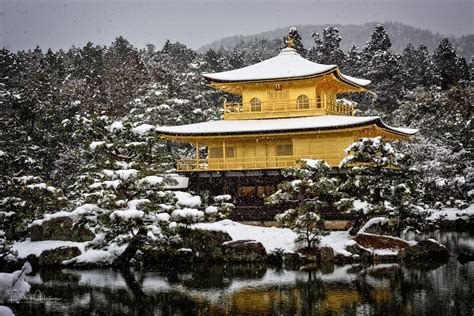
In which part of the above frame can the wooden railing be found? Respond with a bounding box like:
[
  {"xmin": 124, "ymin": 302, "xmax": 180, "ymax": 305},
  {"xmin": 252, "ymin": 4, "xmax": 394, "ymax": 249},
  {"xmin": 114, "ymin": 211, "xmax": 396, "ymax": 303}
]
[
  {"xmin": 327, "ymin": 101, "xmax": 355, "ymax": 116},
  {"xmin": 223, "ymin": 99, "xmax": 354, "ymax": 119},
  {"xmin": 176, "ymin": 155, "xmax": 341, "ymax": 172}
]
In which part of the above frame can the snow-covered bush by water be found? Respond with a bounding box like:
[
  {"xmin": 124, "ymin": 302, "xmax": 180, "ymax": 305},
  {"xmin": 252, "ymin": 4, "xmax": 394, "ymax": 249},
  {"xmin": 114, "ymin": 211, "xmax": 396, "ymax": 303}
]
[{"xmin": 0, "ymin": 262, "xmax": 32, "ymax": 304}]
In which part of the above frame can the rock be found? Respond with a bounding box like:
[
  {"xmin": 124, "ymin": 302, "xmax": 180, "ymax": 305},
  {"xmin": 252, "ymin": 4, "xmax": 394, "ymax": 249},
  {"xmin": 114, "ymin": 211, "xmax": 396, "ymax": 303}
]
[
  {"xmin": 179, "ymin": 228, "xmax": 232, "ymax": 262},
  {"xmin": 354, "ymin": 233, "xmax": 410, "ymax": 250},
  {"xmin": 38, "ymin": 246, "xmax": 81, "ymax": 266},
  {"xmin": 400, "ymin": 239, "xmax": 450, "ymax": 261},
  {"xmin": 298, "ymin": 247, "xmax": 319, "ymax": 263},
  {"xmin": 319, "ymin": 247, "xmax": 334, "ymax": 263},
  {"xmin": 346, "ymin": 242, "xmax": 371, "ymax": 260},
  {"xmin": 284, "ymin": 252, "xmax": 304, "ymax": 268},
  {"xmin": 222, "ymin": 239, "xmax": 267, "ymax": 263},
  {"xmin": 30, "ymin": 217, "xmax": 95, "ymax": 242}
]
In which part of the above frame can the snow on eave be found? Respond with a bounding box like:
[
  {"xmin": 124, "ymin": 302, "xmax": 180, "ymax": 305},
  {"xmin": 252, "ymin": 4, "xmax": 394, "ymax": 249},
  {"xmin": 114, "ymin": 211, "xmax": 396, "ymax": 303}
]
[
  {"xmin": 202, "ymin": 48, "xmax": 370, "ymax": 89},
  {"xmin": 378, "ymin": 118, "xmax": 418, "ymax": 136},
  {"xmin": 156, "ymin": 115, "xmax": 417, "ymax": 137},
  {"xmin": 202, "ymin": 48, "xmax": 337, "ymax": 83},
  {"xmin": 338, "ymin": 71, "xmax": 371, "ymax": 87}
]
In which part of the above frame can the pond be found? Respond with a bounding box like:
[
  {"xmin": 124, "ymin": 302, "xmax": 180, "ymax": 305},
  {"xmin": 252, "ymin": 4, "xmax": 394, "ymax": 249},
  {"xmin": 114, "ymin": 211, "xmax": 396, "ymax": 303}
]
[{"xmin": 8, "ymin": 230, "xmax": 474, "ymax": 315}]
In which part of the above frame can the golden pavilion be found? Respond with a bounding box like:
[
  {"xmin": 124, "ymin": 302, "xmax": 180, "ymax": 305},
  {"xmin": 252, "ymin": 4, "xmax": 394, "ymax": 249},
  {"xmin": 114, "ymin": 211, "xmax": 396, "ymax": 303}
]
[{"xmin": 157, "ymin": 47, "xmax": 417, "ymax": 177}]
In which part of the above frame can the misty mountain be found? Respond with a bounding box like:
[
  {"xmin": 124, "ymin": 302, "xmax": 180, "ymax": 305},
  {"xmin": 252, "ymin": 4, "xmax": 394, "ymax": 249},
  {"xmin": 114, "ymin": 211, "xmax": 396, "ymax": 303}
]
[{"xmin": 199, "ymin": 22, "xmax": 473, "ymax": 58}]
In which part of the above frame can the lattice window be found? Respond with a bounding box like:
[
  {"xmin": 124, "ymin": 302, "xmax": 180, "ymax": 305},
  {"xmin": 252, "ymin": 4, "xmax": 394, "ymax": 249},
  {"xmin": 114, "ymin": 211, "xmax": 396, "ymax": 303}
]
[
  {"xmin": 209, "ymin": 147, "xmax": 235, "ymax": 158},
  {"xmin": 250, "ymin": 97, "xmax": 262, "ymax": 112},
  {"xmin": 296, "ymin": 95, "xmax": 310, "ymax": 109},
  {"xmin": 276, "ymin": 144, "xmax": 293, "ymax": 156}
]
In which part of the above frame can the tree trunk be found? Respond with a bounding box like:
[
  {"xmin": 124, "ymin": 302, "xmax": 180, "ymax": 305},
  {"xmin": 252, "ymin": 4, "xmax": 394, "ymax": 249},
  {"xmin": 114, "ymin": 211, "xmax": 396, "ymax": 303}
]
[
  {"xmin": 349, "ymin": 215, "xmax": 366, "ymax": 236},
  {"xmin": 113, "ymin": 227, "xmax": 147, "ymax": 267}
]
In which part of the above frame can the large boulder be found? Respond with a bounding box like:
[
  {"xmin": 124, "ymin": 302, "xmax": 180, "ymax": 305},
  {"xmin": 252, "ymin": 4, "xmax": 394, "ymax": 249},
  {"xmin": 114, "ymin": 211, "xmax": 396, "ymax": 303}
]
[
  {"xmin": 354, "ymin": 233, "xmax": 410, "ymax": 250},
  {"xmin": 179, "ymin": 228, "xmax": 232, "ymax": 262},
  {"xmin": 222, "ymin": 239, "xmax": 267, "ymax": 263},
  {"xmin": 38, "ymin": 246, "xmax": 81, "ymax": 266},
  {"xmin": 30, "ymin": 217, "xmax": 95, "ymax": 242},
  {"xmin": 400, "ymin": 239, "xmax": 450, "ymax": 261},
  {"xmin": 319, "ymin": 247, "xmax": 335, "ymax": 263}
]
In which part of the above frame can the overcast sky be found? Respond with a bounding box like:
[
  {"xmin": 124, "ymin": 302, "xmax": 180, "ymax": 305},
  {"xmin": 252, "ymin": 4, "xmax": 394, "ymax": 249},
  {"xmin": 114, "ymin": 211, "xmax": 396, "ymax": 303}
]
[{"xmin": 1, "ymin": 0, "xmax": 473, "ymax": 51}]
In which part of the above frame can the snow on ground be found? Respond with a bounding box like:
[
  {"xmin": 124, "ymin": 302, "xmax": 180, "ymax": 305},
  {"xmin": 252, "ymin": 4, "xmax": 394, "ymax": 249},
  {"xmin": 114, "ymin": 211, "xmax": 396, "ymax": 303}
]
[
  {"xmin": 193, "ymin": 220, "xmax": 298, "ymax": 253},
  {"xmin": 30, "ymin": 204, "xmax": 101, "ymax": 227},
  {"xmin": 11, "ymin": 239, "xmax": 126, "ymax": 266},
  {"xmin": 319, "ymin": 231, "xmax": 354, "ymax": 257},
  {"xmin": 193, "ymin": 219, "xmax": 359, "ymax": 255},
  {"xmin": 427, "ymin": 204, "xmax": 474, "ymax": 221},
  {"xmin": 12, "ymin": 240, "xmax": 88, "ymax": 258}
]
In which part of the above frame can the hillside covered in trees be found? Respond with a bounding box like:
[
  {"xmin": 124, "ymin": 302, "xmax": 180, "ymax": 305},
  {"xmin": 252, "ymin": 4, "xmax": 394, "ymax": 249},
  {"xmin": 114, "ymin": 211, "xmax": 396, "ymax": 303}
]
[
  {"xmin": 1, "ymin": 24, "xmax": 472, "ymax": 243},
  {"xmin": 199, "ymin": 22, "xmax": 474, "ymax": 58}
]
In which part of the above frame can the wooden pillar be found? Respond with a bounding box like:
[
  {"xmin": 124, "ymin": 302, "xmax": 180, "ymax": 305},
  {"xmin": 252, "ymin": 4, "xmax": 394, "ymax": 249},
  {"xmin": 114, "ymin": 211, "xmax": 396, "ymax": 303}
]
[
  {"xmin": 223, "ymin": 139, "xmax": 226, "ymax": 170},
  {"xmin": 196, "ymin": 140, "xmax": 199, "ymax": 170}
]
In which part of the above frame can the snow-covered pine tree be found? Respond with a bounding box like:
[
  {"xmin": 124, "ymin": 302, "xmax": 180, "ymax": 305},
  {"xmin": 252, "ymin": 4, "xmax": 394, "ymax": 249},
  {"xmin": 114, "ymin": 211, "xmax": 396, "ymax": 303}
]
[
  {"xmin": 68, "ymin": 115, "xmax": 204, "ymax": 265},
  {"xmin": 340, "ymin": 137, "xmax": 423, "ymax": 236},
  {"xmin": 433, "ymin": 38, "xmax": 470, "ymax": 90},
  {"xmin": 393, "ymin": 86, "xmax": 473, "ymax": 205},
  {"xmin": 101, "ymin": 36, "xmax": 150, "ymax": 117},
  {"xmin": 360, "ymin": 24, "xmax": 403, "ymax": 113},
  {"xmin": 308, "ymin": 27, "xmax": 345, "ymax": 67},
  {"xmin": 267, "ymin": 160, "xmax": 344, "ymax": 248},
  {"xmin": 401, "ymin": 44, "xmax": 437, "ymax": 89},
  {"xmin": 344, "ymin": 44, "xmax": 363, "ymax": 77},
  {"xmin": 0, "ymin": 175, "xmax": 69, "ymax": 240}
]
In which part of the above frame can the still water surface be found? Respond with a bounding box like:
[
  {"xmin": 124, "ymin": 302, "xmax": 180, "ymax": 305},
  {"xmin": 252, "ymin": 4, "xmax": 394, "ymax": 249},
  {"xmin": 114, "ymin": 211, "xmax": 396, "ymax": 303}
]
[{"xmin": 9, "ymin": 230, "xmax": 474, "ymax": 315}]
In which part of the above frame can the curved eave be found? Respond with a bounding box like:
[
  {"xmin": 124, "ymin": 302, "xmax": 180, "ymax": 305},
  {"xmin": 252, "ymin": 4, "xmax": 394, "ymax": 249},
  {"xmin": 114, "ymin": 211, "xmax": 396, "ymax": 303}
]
[
  {"xmin": 156, "ymin": 117, "xmax": 417, "ymax": 139},
  {"xmin": 204, "ymin": 68, "xmax": 370, "ymax": 94}
]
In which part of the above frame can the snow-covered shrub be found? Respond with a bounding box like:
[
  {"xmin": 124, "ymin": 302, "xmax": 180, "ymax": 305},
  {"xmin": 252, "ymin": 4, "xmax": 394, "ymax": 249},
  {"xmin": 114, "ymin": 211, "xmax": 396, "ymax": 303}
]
[
  {"xmin": 267, "ymin": 159, "xmax": 341, "ymax": 248},
  {"xmin": 204, "ymin": 194, "xmax": 234, "ymax": 222},
  {"xmin": 0, "ymin": 262, "xmax": 32, "ymax": 304},
  {"xmin": 0, "ymin": 175, "xmax": 69, "ymax": 239},
  {"xmin": 65, "ymin": 116, "xmax": 203, "ymax": 265},
  {"xmin": 340, "ymin": 137, "xmax": 425, "ymax": 236}
]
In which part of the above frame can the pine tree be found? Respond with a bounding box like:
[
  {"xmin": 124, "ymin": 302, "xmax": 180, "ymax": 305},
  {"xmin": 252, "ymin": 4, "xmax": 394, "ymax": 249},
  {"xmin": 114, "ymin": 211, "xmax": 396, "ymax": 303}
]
[
  {"xmin": 401, "ymin": 44, "xmax": 436, "ymax": 89},
  {"xmin": 361, "ymin": 24, "xmax": 403, "ymax": 112},
  {"xmin": 433, "ymin": 38, "xmax": 470, "ymax": 90},
  {"xmin": 344, "ymin": 44, "xmax": 363, "ymax": 76},
  {"xmin": 394, "ymin": 86, "xmax": 473, "ymax": 205},
  {"xmin": 68, "ymin": 115, "xmax": 204, "ymax": 265},
  {"xmin": 308, "ymin": 27, "xmax": 345, "ymax": 66},
  {"xmin": 267, "ymin": 160, "xmax": 344, "ymax": 248},
  {"xmin": 340, "ymin": 137, "xmax": 423, "ymax": 236},
  {"xmin": 0, "ymin": 176, "xmax": 69, "ymax": 239}
]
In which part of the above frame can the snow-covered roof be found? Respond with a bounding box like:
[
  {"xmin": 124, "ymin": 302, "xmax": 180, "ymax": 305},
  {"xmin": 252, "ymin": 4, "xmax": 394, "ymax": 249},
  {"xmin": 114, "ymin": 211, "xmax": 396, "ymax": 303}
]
[
  {"xmin": 202, "ymin": 48, "xmax": 370, "ymax": 87},
  {"xmin": 156, "ymin": 115, "xmax": 418, "ymax": 137}
]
